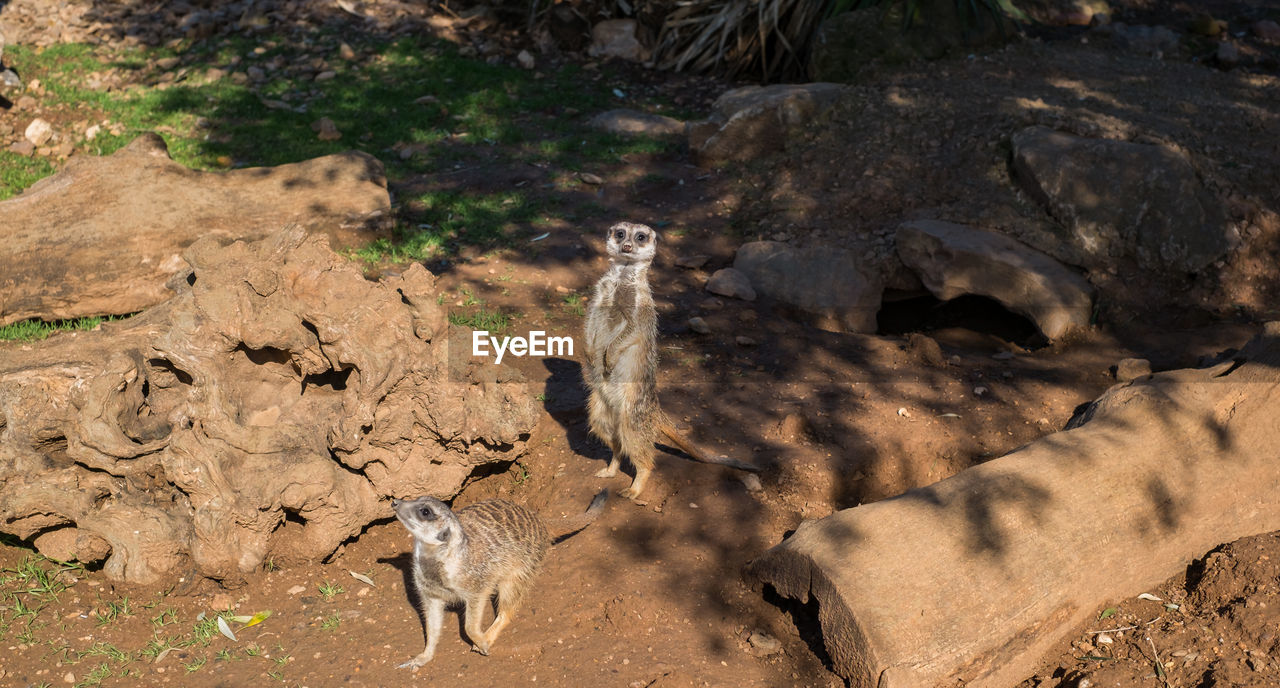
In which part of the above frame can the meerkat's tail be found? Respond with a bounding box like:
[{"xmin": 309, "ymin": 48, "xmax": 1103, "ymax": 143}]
[
  {"xmin": 551, "ymin": 489, "xmax": 609, "ymax": 544},
  {"xmin": 656, "ymin": 417, "xmax": 760, "ymax": 473}
]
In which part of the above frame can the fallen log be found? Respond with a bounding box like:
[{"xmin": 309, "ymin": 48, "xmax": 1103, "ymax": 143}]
[
  {"xmin": 0, "ymin": 133, "xmax": 390, "ymax": 327},
  {"xmin": 748, "ymin": 323, "xmax": 1280, "ymax": 687},
  {"xmin": 0, "ymin": 227, "xmax": 537, "ymax": 584}
]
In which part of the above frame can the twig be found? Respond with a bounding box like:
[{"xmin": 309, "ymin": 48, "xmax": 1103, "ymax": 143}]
[
  {"xmin": 1146, "ymin": 635, "xmax": 1171, "ymax": 688},
  {"xmin": 1089, "ymin": 625, "xmax": 1136, "ymax": 635}
]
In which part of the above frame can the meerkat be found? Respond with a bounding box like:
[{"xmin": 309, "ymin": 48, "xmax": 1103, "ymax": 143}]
[
  {"xmin": 391, "ymin": 490, "xmax": 607, "ymax": 670},
  {"xmin": 583, "ymin": 221, "xmax": 759, "ymax": 502}
]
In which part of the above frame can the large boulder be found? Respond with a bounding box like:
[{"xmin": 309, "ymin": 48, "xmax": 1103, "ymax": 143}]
[
  {"xmin": 0, "ymin": 133, "xmax": 390, "ymax": 327},
  {"xmin": 1010, "ymin": 126, "xmax": 1230, "ymax": 273},
  {"xmin": 0, "ymin": 227, "xmax": 537, "ymax": 584},
  {"xmin": 733, "ymin": 241, "xmax": 883, "ymax": 332},
  {"xmin": 895, "ymin": 220, "xmax": 1094, "ymax": 340},
  {"xmin": 688, "ymin": 83, "xmax": 845, "ymax": 166}
]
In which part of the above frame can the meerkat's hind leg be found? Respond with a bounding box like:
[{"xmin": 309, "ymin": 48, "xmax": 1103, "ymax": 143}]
[
  {"xmin": 594, "ymin": 439, "xmax": 623, "ymax": 478},
  {"xmin": 463, "ymin": 591, "xmax": 493, "ymax": 655},
  {"xmin": 480, "ymin": 574, "xmax": 531, "ymax": 652},
  {"xmin": 399, "ymin": 596, "xmax": 445, "ymax": 670},
  {"xmin": 617, "ymin": 432, "xmax": 655, "ymax": 503},
  {"xmin": 587, "ymin": 390, "xmax": 622, "ymax": 478}
]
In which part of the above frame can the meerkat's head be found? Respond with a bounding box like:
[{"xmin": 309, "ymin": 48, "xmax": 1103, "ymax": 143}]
[
  {"xmin": 605, "ymin": 221, "xmax": 658, "ymax": 266},
  {"xmin": 392, "ymin": 496, "xmax": 460, "ymax": 547}
]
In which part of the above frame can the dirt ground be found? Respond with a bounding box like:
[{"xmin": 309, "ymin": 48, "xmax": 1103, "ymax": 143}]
[{"xmin": 3, "ymin": 0, "xmax": 1280, "ymax": 687}]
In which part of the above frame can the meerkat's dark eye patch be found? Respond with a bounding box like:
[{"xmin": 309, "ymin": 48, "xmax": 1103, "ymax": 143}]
[
  {"xmin": 614, "ymin": 230, "xmax": 626, "ymax": 240},
  {"xmin": 635, "ymin": 233, "xmax": 647, "ymax": 242},
  {"xmin": 419, "ymin": 506, "xmax": 436, "ymax": 520}
]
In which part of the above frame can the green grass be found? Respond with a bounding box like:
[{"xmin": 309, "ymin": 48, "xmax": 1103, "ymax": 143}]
[
  {"xmin": 317, "ymin": 580, "xmax": 344, "ymax": 600},
  {"xmin": 449, "ymin": 306, "xmax": 512, "ymax": 333},
  {"xmin": 0, "ymin": 315, "xmax": 120, "ymax": 342},
  {"xmin": 0, "ymin": 33, "xmax": 680, "ymax": 260},
  {"xmin": 320, "ymin": 612, "xmax": 341, "ymax": 630}
]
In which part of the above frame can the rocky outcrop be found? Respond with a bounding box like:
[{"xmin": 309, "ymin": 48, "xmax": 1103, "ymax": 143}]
[
  {"xmin": 688, "ymin": 83, "xmax": 845, "ymax": 165},
  {"xmin": 1011, "ymin": 126, "xmax": 1229, "ymax": 273},
  {"xmin": 733, "ymin": 241, "xmax": 883, "ymax": 332},
  {"xmin": 0, "ymin": 133, "xmax": 390, "ymax": 327},
  {"xmin": 896, "ymin": 220, "xmax": 1094, "ymax": 340},
  {"xmin": 0, "ymin": 227, "xmax": 537, "ymax": 584}
]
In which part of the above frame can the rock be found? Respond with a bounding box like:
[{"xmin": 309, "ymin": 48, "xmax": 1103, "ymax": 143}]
[
  {"xmin": 1095, "ymin": 22, "xmax": 1181, "ymax": 57},
  {"xmin": 24, "ymin": 117, "xmax": 53, "ymax": 146},
  {"xmin": 7, "ymin": 139, "xmax": 34, "ymax": 156},
  {"xmin": 588, "ymin": 19, "xmax": 650, "ymax": 63},
  {"xmin": 808, "ymin": 1, "xmax": 1016, "ymax": 82},
  {"xmin": 687, "ymin": 316, "xmax": 711, "ymax": 334},
  {"xmin": 748, "ymin": 630, "xmax": 783, "ymax": 655},
  {"xmin": 896, "ymin": 220, "xmax": 1093, "ymax": 340},
  {"xmin": 735, "ymin": 336, "xmax": 757, "ymax": 347},
  {"xmin": 84, "ymin": 123, "xmax": 101, "ymax": 140},
  {"xmin": 312, "ymin": 116, "xmax": 341, "ymax": 141},
  {"xmin": 733, "ymin": 241, "xmax": 884, "ymax": 333},
  {"xmin": 314, "ymin": 70, "xmax": 337, "ymax": 81},
  {"xmin": 516, "ymin": 49, "xmax": 535, "ymax": 70},
  {"xmin": 32, "ymin": 527, "xmax": 112, "ymax": 564},
  {"xmin": 688, "ymin": 83, "xmax": 845, "ymax": 165},
  {"xmin": 907, "ymin": 333, "xmax": 947, "ymax": 368},
  {"xmin": 0, "ymin": 228, "xmax": 534, "ymax": 584},
  {"xmin": 210, "ymin": 593, "xmax": 234, "ymax": 611},
  {"xmin": 1114, "ymin": 357, "xmax": 1152, "ymax": 382},
  {"xmin": 0, "ymin": 68, "xmax": 19, "ymax": 91},
  {"xmin": 1253, "ymin": 20, "xmax": 1280, "ymax": 43},
  {"xmin": 1216, "ymin": 41, "xmax": 1240, "ymax": 68},
  {"xmin": 1010, "ymin": 126, "xmax": 1229, "ymax": 273},
  {"xmin": 0, "ymin": 133, "xmax": 390, "ymax": 326},
  {"xmin": 674, "ymin": 254, "xmax": 710, "ymax": 269},
  {"xmin": 587, "ymin": 109, "xmax": 686, "ymax": 138},
  {"xmin": 705, "ymin": 268, "xmax": 756, "ymax": 301},
  {"xmin": 1019, "ymin": 0, "xmax": 1112, "ymax": 27}
]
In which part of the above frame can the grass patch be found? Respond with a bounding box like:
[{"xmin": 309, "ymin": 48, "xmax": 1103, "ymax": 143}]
[
  {"xmin": 449, "ymin": 306, "xmax": 512, "ymax": 333},
  {"xmin": 0, "ymin": 315, "xmax": 122, "ymax": 342}
]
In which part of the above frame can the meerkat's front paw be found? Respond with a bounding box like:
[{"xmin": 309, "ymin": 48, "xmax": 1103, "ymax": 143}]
[
  {"xmin": 471, "ymin": 641, "xmax": 491, "ymax": 656},
  {"xmin": 398, "ymin": 651, "xmax": 434, "ymax": 670}
]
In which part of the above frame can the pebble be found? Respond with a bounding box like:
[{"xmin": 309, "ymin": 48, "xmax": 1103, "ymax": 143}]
[
  {"xmin": 674, "ymin": 254, "xmax": 710, "ymax": 269},
  {"xmin": 1114, "ymin": 358, "xmax": 1152, "ymax": 382},
  {"xmin": 687, "ymin": 317, "xmax": 711, "ymax": 334},
  {"xmin": 314, "ymin": 70, "xmax": 337, "ymax": 81},
  {"xmin": 973, "ymin": 386, "xmax": 989, "ymax": 397},
  {"xmin": 735, "ymin": 336, "xmax": 757, "ymax": 347},
  {"xmin": 748, "ymin": 630, "xmax": 782, "ymax": 655},
  {"xmin": 517, "ymin": 49, "xmax": 535, "ymax": 69},
  {"xmin": 740, "ymin": 474, "xmax": 763, "ymax": 492},
  {"xmin": 287, "ymin": 584, "xmax": 306, "ymax": 595},
  {"xmin": 24, "ymin": 117, "xmax": 54, "ymax": 146},
  {"xmin": 8, "ymin": 140, "xmax": 35, "ymax": 156}
]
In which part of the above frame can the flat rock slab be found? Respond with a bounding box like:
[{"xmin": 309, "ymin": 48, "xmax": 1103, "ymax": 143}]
[
  {"xmin": 688, "ymin": 83, "xmax": 845, "ymax": 165},
  {"xmin": 733, "ymin": 241, "xmax": 882, "ymax": 332},
  {"xmin": 895, "ymin": 220, "xmax": 1094, "ymax": 340},
  {"xmin": 587, "ymin": 108, "xmax": 686, "ymax": 137},
  {"xmin": 0, "ymin": 133, "xmax": 390, "ymax": 326},
  {"xmin": 749, "ymin": 323, "xmax": 1280, "ymax": 687},
  {"xmin": 1011, "ymin": 125, "xmax": 1229, "ymax": 272}
]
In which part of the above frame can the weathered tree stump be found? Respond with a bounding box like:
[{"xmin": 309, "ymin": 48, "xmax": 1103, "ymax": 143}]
[
  {"xmin": 0, "ymin": 133, "xmax": 391, "ymax": 327},
  {"xmin": 0, "ymin": 227, "xmax": 537, "ymax": 584},
  {"xmin": 748, "ymin": 324, "xmax": 1280, "ymax": 687}
]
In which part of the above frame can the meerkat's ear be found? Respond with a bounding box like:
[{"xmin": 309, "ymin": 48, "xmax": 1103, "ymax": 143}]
[{"xmin": 436, "ymin": 527, "xmax": 451, "ymax": 543}]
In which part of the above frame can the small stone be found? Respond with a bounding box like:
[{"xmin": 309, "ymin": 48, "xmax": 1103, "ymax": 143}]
[
  {"xmin": 973, "ymin": 386, "xmax": 989, "ymax": 397},
  {"xmin": 748, "ymin": 630, "xmax": 782, "ymax": 655},
  {"xmin": 735, "ymin": 336, "xmax": 757, "ymax": 347},
  {"xmin": 517, "ymin": 50, "xmax": 535, "ymax": 70},
  {"xmin": 64, "ymin": 672, "xmax": 75, "ymax": 684},
  {"xmin": 1216, "ymin": 41, "xmax": 1240, "ymax": 67},
  {"xmin": 287, "ymin": 584, "xmax": 306, "ymax": 595},
  {"xmin": 1114, "ymin": 358, "xmax": 1152, "ymax": 382},
  {"xmin": 247, "ymin": 65, "xmax": 266, "ymax": 81},
  {"xmin": 314, "ymin": 70, "xmax": 337, "ymax": 81},
  {"xmin": 740, "ymin": 473, "xmax": 763, "ymax": 492},
  {"xmin": 8, "ymin": 140, "xmax": 35, "ymax": 156},
  {"xmin": 675, "ymin": 254, "xmax": 710, "ymax": 269},
  {"xmin": 25, "ymin": 117, "xmax": 54, "ymax": 146},
  {"xmin": 339, "ymin": 42, "xmax": 357, "ymax": 60},
  {"xmin": 687, "ymin": 317, "xmax": 711, "ymax": 334},
  {"xmin": 705, "ymin": 268, "xmax": 756, "ymax": 301},
  {"xmin": 312, "ymin": 117, "xmax": 341, "ymax": 141},
  {"xmin": 578, "ymin": 172, "xmax": 604, "ymax": 185},
  {"xmin": 210, "ymin": 593, "xmax": 234, "ymax": 610},
  {"xmin": 85, "ymin": 124, "xmax": 101, "ymax": 140},
  {"xmin": 0, "ymin": 68, "xmax": 21, "ymax": 91},
  {"xmin": 1253, "ymin": 20, "xmax": 1280, "ymax": 43}
]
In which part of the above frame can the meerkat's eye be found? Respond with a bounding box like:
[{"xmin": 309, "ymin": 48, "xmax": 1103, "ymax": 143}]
[
  {"xmin": 614, "ymin": 230, "xmax": 626, "ymax": 240},
  {"xmin": 635, "ymin": 233, "xmax": 647, "ymax": 242},
  {"xmin": 419, "ymin": 506, "xmax": 435, "ymax": 521}
]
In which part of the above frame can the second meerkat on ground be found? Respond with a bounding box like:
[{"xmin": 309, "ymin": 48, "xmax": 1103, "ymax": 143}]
[{"xmin": 582, "ymin": 221, "xmax": 758, "ymax": 502}]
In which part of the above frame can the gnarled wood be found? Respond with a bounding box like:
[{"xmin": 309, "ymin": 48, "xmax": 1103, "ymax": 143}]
[
  {"xmin": 0, "ymin": 133, "xmax": 390, "ymax": 327},
  {"xmin": 0, "ymin": 227, "xmax": 537, "ymax": 584},
  {"xmin": 748, "ymin": 323, "xmax": 1280, "ymax": 688}
]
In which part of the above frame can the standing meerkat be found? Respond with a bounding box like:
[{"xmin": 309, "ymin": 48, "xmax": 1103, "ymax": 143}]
[
  {"xmin": 391, "ymin": 490, "xmax": 607, "ymax": 670},
  {"xmin": 583, "ymin": 221, "xmax": 758, "ymax": 502}
]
